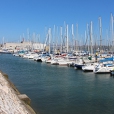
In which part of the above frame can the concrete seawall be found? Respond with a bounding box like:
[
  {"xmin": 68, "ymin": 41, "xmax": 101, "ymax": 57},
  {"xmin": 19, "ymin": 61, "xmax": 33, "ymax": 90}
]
[{"xmin": 0, "ymin": 71, "xmax": 36, "ymax": 114}]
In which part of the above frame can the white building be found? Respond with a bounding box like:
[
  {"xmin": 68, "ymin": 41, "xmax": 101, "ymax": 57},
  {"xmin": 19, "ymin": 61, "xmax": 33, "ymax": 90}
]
[{"xmin": 2, "ymin": 42, "xmax": 46, "ymax": 52}]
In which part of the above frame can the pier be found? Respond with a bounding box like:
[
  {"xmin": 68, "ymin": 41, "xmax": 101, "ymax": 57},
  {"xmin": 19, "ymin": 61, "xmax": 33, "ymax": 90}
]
[{"xmin": 0, "ymin": 71, "xmax": 36, "ymax": 114}]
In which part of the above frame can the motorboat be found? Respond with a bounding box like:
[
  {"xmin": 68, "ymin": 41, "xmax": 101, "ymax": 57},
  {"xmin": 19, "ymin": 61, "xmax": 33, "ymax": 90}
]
[
  {"xmin": 82, "ymin": 63, "xmax": 98, "ymax": 72},
  {"xmin": 93, "ymin": 63, "xmax": 114, "ymax": 74}
]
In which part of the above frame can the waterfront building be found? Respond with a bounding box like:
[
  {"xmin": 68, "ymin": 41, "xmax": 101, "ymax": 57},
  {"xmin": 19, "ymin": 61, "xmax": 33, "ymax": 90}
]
[{"xmin": 0, "ymin": 42, "xmax": 46, "ymax": 52}]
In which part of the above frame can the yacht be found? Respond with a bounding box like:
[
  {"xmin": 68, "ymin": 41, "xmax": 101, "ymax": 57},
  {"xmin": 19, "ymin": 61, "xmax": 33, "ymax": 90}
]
[
  {"xmin": 93, "ymin": 63, "xmax": 114, "ymax": 74},
  {"xmin": 82, "ymin": 63, "xmax": 98, "ymax": 72}
]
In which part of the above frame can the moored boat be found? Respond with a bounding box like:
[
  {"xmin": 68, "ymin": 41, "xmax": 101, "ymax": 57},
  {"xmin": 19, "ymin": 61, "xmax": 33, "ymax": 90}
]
[
  {"xmin": 93, "ymin": 63, "xmax": 114, "ymax": 74},
  {"xmin": 82, "ymin": 63, "xmax": 98, "ymax": 72}
]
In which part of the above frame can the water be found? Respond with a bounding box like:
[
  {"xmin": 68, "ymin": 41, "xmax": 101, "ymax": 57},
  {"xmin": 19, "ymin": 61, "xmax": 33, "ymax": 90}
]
[{"xmin": 0, "ymin": 54, "xmax": 114, "ymax": 114}]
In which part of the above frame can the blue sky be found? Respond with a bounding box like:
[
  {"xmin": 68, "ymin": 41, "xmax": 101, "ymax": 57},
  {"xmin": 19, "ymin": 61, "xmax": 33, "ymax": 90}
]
[{"xmin": 0, "ymin": 0, "xmax": 114, "ymax": 44}]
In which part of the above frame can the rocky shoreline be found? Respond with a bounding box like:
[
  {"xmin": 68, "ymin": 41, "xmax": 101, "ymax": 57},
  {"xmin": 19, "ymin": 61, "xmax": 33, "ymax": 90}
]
[{"xmin": 0, "ymin": 71, "xmax": 36, "ymax": 114}]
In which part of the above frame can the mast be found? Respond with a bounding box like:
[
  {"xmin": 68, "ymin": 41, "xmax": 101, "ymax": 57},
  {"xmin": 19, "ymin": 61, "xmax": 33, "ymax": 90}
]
[
  {"xmin": 64, "ymin": 21, "xmax": 66, "ymax": 52},
  {"xmin": 32, "ymin": 32, "xmax": 36, "ymax": 51},
  {"xmin": 56, "ymin": 26, "xmax": 58, "ymax": 51},
  {"xmin": 27, "ymin": 28, "xmax": 31, "ymax": 50},
  {"xmin": 111, "ymin": 13, "xmax": 114, "ymax": 47},
  {"xmin": 90, "ymin": 21, "xmax": 93, "ymax": 55},
  {"xmin": 60, "ymin": 26, "xmax": 62, "ymax": 53},
  {"xmin": 22, "ymin": 33, "xmax": 24, "ymax": 42},
  {"xmin": 106, "ymin": 29, "xmax": 109, "ymax": 51},
  {"xmin": 44, "ymin": 33, "xmax": 48, "ymax": 52},
  {"xmin": 53, "ymin": 25, "xmax": 55, "ymax": 53},
  {"xmin": 85, "ymin": 30, "xmax": 86, "ymax": 51},
  {"xmin": 44, "ymin": 26, "xmax": 47, "ymax": 51},
  {"xmin": 38, "ymin": 34, "xmax": 41, "ymax": 51},
  {"xmin": 27, "ymin": 28, "xmax": 29, "ymax": 42},
  {"xmin": 67, "ymin": 24, "xmax": 68, "ymax": 53},
  {"xmin": 48, "ymin": 28, "xmax": 51, "ymax": 54},
  {"xmin": 76, "ymin": 24, "xmax": 78, "ymax": 51},
  {"xmin": 99, "ymin": 17, "xmax": 102, "ymax": 52},
  {"xmin": 72, "ymin": 24, "xmax": 74, "ymax": 52},
  {"xmin": 86, "ymin": 23, "xmax": 89, "ymax": 52}
]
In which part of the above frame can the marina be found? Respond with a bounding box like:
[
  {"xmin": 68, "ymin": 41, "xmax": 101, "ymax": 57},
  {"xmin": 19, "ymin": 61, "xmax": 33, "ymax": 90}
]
[
  {"xmin": 0, "ymin": 0, "xmax": 114, "ymax": 113},
  {"xmin": 0, "ymin": 54, "xmax": 114, "ymax": 114}
]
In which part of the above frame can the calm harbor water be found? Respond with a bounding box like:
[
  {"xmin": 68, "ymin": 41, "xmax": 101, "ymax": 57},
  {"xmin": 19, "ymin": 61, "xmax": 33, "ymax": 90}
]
[{"xmin": 0, "ymin": 54, "xmax": 114, "ymax": 114}]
